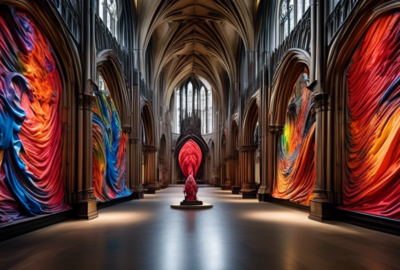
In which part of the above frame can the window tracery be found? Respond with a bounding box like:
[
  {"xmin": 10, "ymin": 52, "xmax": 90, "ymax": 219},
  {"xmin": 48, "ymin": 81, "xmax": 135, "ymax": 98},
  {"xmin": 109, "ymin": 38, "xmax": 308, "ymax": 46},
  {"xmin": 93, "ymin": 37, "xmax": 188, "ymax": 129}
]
[
  {"xmin": 280, "ymin": 0, "xmax": 310, "ymax": 41},
  {"xmin": 99, "ymin": 0, "xmax": 118, "ymax": 39},
  {"xmin": 173, "ymin": 82, "xmax": 213, "ymax": 135}
]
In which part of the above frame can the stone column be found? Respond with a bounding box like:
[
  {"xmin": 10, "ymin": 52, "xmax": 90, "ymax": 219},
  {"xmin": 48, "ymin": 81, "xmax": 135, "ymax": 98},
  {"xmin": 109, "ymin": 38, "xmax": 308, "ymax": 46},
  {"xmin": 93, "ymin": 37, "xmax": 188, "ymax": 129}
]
[
  {"xmin": 143, "ymin": 145, "xmax": 158, "ymax": 190},
  {"xmin": 258, "ymin": 65, "xmax": 269, "ymax": 201},
  {"xmin": 130, "ymin": 51, "xmax": 144, "ymax": 199},
  {"xmin": 227, "ymin": 156, "xmax": 238, "ymax": 187},
  {"xmin": 309, "ymin": 93, "xmax": 333, "ymax": 220},
  {"xmin": 74, "ymin": 0, "xmax": 98, "ymax": 219},
  {"xmin": 75, "ymin": 92, "xmax": 98, "ymax": 219},
  {"xmin": 308, "ymin": 0, "xmax": 333, "ymax": 221},
  {"xmin": 239, "ymin": 145, "xmax": 257, "ymax": 191}
]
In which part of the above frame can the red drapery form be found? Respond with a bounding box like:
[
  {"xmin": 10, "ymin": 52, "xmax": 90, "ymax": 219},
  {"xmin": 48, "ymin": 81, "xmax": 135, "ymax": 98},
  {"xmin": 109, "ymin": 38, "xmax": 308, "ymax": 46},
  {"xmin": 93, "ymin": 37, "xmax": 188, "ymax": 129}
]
[
  {"xmin": 179, "ymin": 139, "xmax": 202, "ymax": 178},
  {"xmin": 340, "ymin": 13, "xmax": 400, "ymax": 220}
]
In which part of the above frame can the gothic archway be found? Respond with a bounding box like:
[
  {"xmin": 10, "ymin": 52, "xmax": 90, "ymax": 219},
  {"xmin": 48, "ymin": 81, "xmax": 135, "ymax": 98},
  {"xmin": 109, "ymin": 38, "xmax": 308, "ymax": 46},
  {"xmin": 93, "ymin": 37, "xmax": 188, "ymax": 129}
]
[
  {"xmin": 239, "ymin": 95, "xmax": 259, "ymax": 191},
  {"xmin": 158, "ymin": 134, "xmax": 170, "ymax": 187},
  {"xmin": 174, "ymin": 134, "xmax": 209, "ymax": 184},
  {"xmin": 141, "ymin": 101, "xmax": 157, "ymax": 189}
]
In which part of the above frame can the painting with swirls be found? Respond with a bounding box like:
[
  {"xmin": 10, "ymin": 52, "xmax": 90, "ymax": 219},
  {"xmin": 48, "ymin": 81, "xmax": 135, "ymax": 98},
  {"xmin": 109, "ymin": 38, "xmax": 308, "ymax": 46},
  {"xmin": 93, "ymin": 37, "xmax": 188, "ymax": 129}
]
[
  {"xmin": 92, "ymin": 87, "xmax": 131, "ymax": 201},
  {"xmin": 272, "ymin": 73, "xmax": 316, "ymax": 205},
  {"xmin": 0, "ymin": 6, "xmax": 68, "ymax": 223},
  {"xmin": 339, "ymin": 14, "xmax": 400, "ymax": 220}
]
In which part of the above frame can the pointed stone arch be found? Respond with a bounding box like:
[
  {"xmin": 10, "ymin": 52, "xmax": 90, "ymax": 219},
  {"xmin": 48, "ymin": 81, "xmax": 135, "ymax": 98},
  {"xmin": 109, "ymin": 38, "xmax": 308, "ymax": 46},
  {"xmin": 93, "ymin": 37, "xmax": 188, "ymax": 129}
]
[
  {"xmin": 141, "ymin": 101, "xmax": 157, "ymax": 188},
  {"xmin": 97, "ymin": 50, "xmax": 131, "ymax": 127},
  {"xmin": 270, "ymin": 49, "xmax": 311, "ymax": 127}
]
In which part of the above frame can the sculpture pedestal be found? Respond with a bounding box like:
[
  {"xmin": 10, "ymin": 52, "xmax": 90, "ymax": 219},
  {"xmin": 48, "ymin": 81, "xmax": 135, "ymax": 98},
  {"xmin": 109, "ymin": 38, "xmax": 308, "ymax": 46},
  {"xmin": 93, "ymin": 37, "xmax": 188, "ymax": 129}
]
[
  {"xmin": 180, "ymin": 200, "xmax": 203, "ymax": 205},
  {"xmin": 170, "ymin": 203, "xmax": 213, "ymax": 209}
]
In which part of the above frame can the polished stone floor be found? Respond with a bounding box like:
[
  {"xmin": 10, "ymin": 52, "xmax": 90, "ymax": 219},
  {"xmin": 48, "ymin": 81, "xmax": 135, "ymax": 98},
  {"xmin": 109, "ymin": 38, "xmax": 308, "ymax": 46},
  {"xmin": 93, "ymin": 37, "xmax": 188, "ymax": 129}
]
[{"xmin": 1, "ymin": 187, "xmax": 400, "ymax": 270}]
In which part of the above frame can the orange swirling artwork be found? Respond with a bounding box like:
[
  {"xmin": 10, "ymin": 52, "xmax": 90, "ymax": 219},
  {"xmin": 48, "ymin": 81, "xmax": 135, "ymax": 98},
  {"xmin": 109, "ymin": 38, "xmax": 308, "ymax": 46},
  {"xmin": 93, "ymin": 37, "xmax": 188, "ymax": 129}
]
[
  {"xmin": 272, "ymin": 73, "xmax": 316, "ymax": 205},
  {"xmin": 339, "ymin": 14, "xmax": 400, "ymax": 219},
  {"xmin": 0, "ymin": 6, "xmax": 68, "ymax": 223}
]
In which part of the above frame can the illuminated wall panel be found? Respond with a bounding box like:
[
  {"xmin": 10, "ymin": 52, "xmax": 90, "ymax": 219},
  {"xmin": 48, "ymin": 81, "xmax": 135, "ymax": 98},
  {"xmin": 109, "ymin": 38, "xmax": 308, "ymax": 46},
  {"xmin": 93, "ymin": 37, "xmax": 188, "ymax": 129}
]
[
  {"xmin": 0, "ymin": 6, "xmax": 67, "ymax": 223},
  {"xmin": 273, "ymin": 73, "xmax": 316, "ymax": 205},
  {"xmin": 92, "ymin": 88, "xmax": 131, "ymax": 201},
  {"xmin": 340, "ymin": 14, "xmax": 400, "ymax": 219}
]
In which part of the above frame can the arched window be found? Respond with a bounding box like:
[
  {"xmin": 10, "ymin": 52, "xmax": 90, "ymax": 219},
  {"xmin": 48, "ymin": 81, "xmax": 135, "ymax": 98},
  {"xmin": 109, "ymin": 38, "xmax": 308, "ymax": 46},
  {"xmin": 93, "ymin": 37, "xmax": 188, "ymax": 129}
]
[
  {"xmin": 182, "ymin": 86, "xmax": 186, "ymax": 113},
  {"xmin": 99, "ymin": 74, "xmax": 107, "ymax": 92},
  {"xmin": 187, "ymin": 82, "xmax": 193, "ymax": 116},
  {"xmin": 176, "ymin": 88, "xmax": 180, "ymax": 133},
  {"xmin": 200, "ymin": 87, "xmax": 206, "ymax": 134},
  {"xmin": 207, "ymin": 89, "xmax": 212, "ymax": 133},
  {"xmin": 280, "ymin": 0, "xmax": 310, "ymax": 42},
  {"xmin": 99, "ymin": 0, "xmax": 118, "ymax": 39},
  {"xmin": 173, "ymin": 83, "xmax": 213, "ymax": 135}
]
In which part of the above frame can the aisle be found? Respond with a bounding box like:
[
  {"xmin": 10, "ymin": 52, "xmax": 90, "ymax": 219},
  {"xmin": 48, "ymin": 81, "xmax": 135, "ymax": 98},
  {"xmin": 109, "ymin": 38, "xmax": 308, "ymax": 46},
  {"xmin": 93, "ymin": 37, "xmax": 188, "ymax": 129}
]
[{"xmin": 0, "ymin": 187, "xmax": 399, "ymax": 270}]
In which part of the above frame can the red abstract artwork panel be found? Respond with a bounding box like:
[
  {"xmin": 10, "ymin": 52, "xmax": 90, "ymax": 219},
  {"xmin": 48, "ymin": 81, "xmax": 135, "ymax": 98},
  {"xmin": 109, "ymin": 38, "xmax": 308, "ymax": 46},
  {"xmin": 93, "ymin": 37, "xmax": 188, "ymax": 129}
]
[
  {"xmin": 340, "ymin": 14, "xmax": 400, "ymax": 219},
  {"xmin": 272, "ymin": 73, "xmax": 316, "ymax": 205}
]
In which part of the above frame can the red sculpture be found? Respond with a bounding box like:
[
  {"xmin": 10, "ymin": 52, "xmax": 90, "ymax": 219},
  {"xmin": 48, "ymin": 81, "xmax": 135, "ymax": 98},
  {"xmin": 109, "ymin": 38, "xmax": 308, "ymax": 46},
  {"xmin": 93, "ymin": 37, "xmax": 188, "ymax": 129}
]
[{"xmin": 179, "ymin": 140, "xmax": 202, "ymax": 202}]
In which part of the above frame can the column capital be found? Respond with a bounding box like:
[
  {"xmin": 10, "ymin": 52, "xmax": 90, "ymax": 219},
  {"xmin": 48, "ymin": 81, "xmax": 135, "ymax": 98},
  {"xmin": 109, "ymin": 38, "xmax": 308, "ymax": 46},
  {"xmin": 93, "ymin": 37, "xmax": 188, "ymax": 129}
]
[
  {"xmin": 73, "ymin": 188, "xmax": 96, "ymax": 203},
  {"xmin": 269, "ymin": 125, "xmax": 284, "ymax": 134},
  {"xmin": 130, "ymin": 138, "xmax": 140, "ymax": 144},
  {"xmin": 239, "ymin": 145, "xmax": 257, "ymax": 152},
  {"xmin": 122, "ymin": 125, "xmax": 132, "ymax": 134},
  {"xmin": 313, "ymin": 92, "xmax": 329, "ymax": 112},
  {"xmin": 78, "ymin": 93, "xmax": 96, "ymax": 111},
  {"xmin": 143, "ymin": 145, "xmax": 157, "ymax": 153}
]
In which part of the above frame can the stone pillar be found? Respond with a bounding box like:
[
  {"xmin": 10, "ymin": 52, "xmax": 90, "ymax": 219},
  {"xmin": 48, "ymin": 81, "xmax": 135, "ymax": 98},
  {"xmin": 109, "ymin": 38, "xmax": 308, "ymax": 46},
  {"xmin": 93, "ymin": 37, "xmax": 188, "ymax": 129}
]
[
  {"xmin": 143, "ymin": 145, "xmax": 158, "ymax": 189},
  {"xmin": 309, "ymin": 93, "xmax": 333, "ymax": 221},
  {"xmin": 258, "ymin": 65, "xmax": 269, "ymax": 201},
  {"xmin": 308, "ymin": 0, "xmax": 333, "ymax": 221},
  {"xmin": 74, "ymin": 0, "xmax": 98, "ymax": 219},
  {"xmin": 75, "ymin": 92, "xmax": 98, "ymax": 219},
  {"xmin": 130, "ymin": 51, "xmax": 144, "ymax": 198},
  {"xmin": 227, "ymin": 156, "xmax": 238, "ymax": 187},
  {"xmin": 239, "ymin": 145, "xmax": 257, "ymax": 191},
  {"xmin": 262, "ymin": 125, "xmax": 284, "ymax": 201}
]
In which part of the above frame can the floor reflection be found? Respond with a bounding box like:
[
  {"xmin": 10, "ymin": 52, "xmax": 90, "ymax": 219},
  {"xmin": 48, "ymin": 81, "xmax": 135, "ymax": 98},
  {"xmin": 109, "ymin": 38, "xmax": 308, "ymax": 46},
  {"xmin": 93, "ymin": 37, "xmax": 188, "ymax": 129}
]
[{"xmin": 0, "ymin": 187, "xmax": 400, "ymax": 270}]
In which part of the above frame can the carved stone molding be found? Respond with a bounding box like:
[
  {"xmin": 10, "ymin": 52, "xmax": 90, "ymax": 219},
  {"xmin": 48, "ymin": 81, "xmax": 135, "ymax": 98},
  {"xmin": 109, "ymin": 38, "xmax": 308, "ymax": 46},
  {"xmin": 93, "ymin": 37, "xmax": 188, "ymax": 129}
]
[
  {"xmin": 130, "ymin": 138, "xmax": 140, "ymax": 144},
  {"xmin": 313, "ymin": 93, "xmax": 329, "ymax": 113},
  {"xmin": 231, "ymin": 112, "xmax": 239, "ymax": 122},
  {"xmin": 312, "ymin": 188, "xmax": 332, "ymax": 203},
  {"xmin": 73, "ymin": 188, "xmax": 96, "ymax": 203},
  {"xmin": 239, "ymin": 145, "xmax": 257, "ymax": 152},
  {"xmin": 122, "ymin": 126, "xmax": 132, "ymax": 134},
  {"xmin": 269, "ymin": 125, "xmax": 284, "ymax": 134},
  {"xmin": 78, "ymin": 93, "xmax": 96, "ymax": 111},
  {"xmin": 143, "ymin": 145, "xmax": 157, "ymax": 153}
]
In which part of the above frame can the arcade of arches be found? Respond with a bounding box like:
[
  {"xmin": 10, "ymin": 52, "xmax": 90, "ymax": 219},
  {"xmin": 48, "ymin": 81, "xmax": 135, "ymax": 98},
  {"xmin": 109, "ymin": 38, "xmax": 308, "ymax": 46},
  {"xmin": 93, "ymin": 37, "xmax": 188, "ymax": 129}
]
[{"xmin": 1, "ymin": 0, "xmax": 400, "ymax": 269}]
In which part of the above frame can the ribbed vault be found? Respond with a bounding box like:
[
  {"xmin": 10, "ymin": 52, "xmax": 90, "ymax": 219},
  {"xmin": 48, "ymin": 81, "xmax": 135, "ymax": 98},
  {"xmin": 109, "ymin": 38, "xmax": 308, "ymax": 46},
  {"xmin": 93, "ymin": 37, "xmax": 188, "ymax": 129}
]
[{"xmin": 137, "ymin": 0, "xmax": 256, "ymax": 106}]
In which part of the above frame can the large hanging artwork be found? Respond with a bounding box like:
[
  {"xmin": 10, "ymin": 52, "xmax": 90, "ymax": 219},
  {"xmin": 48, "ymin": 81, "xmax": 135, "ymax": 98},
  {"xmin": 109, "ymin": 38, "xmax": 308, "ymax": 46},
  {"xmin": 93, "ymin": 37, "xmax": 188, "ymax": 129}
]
[
  {"xmin": 340, "ymin": 14, "xmax": 400, "ymax": 219},
  {"xmin": 272, "ymin": 73, "xmax": 316, "ymax": 205},
  {"xmin": 0, "ymin": 6, "xmax": 67, "ymax": 223},
  {"xmin": 92, "ymin": 88, "xmax": 131, "ymax": 201}
]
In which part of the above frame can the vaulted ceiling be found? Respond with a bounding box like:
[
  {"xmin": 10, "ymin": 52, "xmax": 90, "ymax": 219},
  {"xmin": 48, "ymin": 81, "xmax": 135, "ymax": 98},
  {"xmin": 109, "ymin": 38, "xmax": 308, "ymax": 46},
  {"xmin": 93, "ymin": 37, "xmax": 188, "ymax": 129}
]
[{"xmin": 137, "ymin": 0, "xmax": 258, "ymax": 106}]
